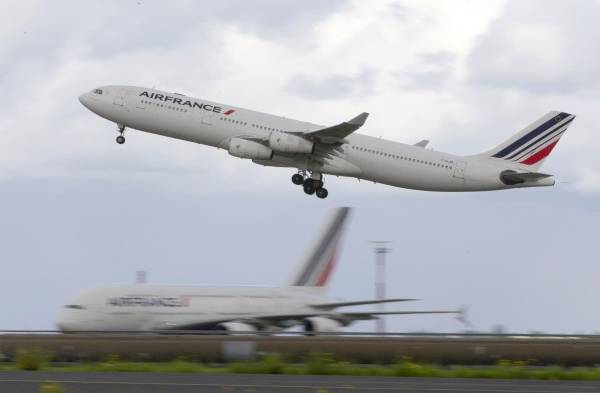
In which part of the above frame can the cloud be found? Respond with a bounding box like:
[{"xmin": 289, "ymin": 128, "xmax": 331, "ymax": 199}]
[
  {"xmin": 395, "ymin": 51, "xmax": 457, "ymax": 90},
  {"xmin": 467, "ymin": 0, "xmax": 600, "ymax": 94},
  {"xmin": 285, "ymin": 68, "xmax": 376, "ymax": 100}
]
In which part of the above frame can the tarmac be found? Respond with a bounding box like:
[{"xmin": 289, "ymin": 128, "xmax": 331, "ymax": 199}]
[{"xmin": 2, "ymin": 371, "xmax": 600, "ymax": 393}]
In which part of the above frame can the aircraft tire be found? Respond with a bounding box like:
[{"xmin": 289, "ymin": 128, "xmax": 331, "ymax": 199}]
[
  {"xmin": 292, "ymin": 174, "xmax": 304, "ymax": 185},
  {"xmin": 303, "ymin": 182, "xmax": 316, "ymax": 195},
  {"xmin": 116, "ymin": 135, "xmax": 126, "ymax": 144},
  {"xmin": 316, "ymin": 187, "xmax": 328, "ymax": 199}
]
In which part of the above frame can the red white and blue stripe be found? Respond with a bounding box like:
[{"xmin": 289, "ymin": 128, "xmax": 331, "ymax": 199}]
[{"xmin": 490, "ymin": 112, "xmax": 575, "ymax": 166}]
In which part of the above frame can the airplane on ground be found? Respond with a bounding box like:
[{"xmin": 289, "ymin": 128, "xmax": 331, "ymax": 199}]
[
  {"xmin": 79, "ymin": 86, "xmax": 575, "ymax": 199},
  {"xmin": 56, "ymin": 208, "xmax": 461, "ymax": 333}
]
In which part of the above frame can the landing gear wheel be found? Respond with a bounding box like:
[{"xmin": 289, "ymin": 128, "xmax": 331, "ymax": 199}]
[
  {"xmin": 116, "ymin": 135, "xmax": 126, "ymax": 144},
  {"xmin": 303, "ymin": 181, "xmax": 316, "ymax": 195},
  {"xmin": 316, "ymin": 188, "xmax": 328, "ymax": 199},
  {"xmin": 291, "ymin": 173, "xmax": 304, "ymax": 185}
]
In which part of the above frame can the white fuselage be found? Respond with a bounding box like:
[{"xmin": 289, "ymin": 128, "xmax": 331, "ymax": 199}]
[
  {"xmin": 57, "ymin": 285, "xmax": 332, "ymax": 331},
  {"xmin": 79, "ymin": 85, "xmax": 554, "ymax": 191}
]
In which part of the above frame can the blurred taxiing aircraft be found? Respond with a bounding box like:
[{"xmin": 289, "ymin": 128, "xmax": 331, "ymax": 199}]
[{"xmin": 57, "ymin": 208, "xmax": 459, "ymax": 333}]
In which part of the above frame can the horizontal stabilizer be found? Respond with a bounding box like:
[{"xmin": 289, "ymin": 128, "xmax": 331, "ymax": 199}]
[
  {"xmin": 500, "ymin": 171, "xmax": 553, "ymax": 184},
  {"xmin": 310, "ymin": 298, "xmax": 417, "ymax": 309},
  {"xmin": 413, "ymin": 139, "xmax": 429, "ymax": 148},
  {"xmin": 304, "ymin": 112, "xmax": 369, "ymax": 143}
]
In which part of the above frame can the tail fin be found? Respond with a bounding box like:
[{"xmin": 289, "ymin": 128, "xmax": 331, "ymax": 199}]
[
  {"xmin": 480, "ymin": 111, "xmax": 575, "ymax": 170},
  {"xmin": 288, "ymin": 207, "xmax": 351, "ymax": 288}
]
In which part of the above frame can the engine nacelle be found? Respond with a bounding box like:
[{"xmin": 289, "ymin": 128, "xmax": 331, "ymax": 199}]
[
  {"xmin": 228, "ymin": 138, "xmax": 273, "ymax": 160},
  {"xmin": 303, "ymin": 317, "xmax": 342, "ymax": 334},
  {"xmin": 214, "ymin": 322, "xmax": 257, "ymax": 332},
  {"xmin": 268, "ymin": 132, "xmax": 314, "ymax": 154}
]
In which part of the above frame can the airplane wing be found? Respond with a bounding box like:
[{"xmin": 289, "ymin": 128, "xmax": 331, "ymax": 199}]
[
  {"xmin": 157, "ymin": 309, "xmax": 462, "ymax": 331},
  {"xmin": 413, "ymin": 139, "xmax": 429, "ymax": 148},
  {"xmin": 310, "ymin": 298, "xmax": 417, "ymax": 309},
  {"xmin": 337, "ymin": 310, "xmax": 462, "ymax": 322},
  {"xmin": 301, "ymin": 112, "xmax": 369, "ymax": 143},
  {"xmin": 249, "ymin": 309, "xmax": 463, "ymax": 326}
]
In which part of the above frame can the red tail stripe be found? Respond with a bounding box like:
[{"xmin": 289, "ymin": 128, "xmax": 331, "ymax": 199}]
[
  {"xmin": 520, "ymin": 140, "xmax": 559, "ymax": 165},
  {"xmin": 315, "ymin": 248, "xmax": 337, "ymax": 287}
]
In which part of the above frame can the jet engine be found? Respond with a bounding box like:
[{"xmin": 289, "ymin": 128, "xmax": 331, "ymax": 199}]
[
  {"xmin": 268, "ymin": 132, "xmax": 314, "ymax": 154},
  {"xmin": 303, "ymin": 317, "xmax": 342, "ymax": 334},
  {"xmin": 228, "ymin": 138, "xmax": 273, "ymax": 160},
  {"xmin": 214, "ymin": 322, "xmax": 257, "ymax": 332}
]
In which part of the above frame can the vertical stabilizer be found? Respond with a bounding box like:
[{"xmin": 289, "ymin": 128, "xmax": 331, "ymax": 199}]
[
  {"xmin": 478, "ymin": 111, "xmax": 575, "ymax": 170},
  {"xmin": 288, "ymin": 207, "xmax": 351, "ymax": 288}
]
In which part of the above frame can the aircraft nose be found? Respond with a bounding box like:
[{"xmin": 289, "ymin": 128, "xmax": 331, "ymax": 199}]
[
  {"xmin": 56, "ymin": 311, "xmax": 76, "ymax": 332},
  {"xmin": 78, "ymin": 93, "xmax": 90, "ymax": 107}
]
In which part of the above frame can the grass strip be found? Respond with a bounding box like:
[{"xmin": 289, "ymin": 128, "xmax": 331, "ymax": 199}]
[{"xmin": 4, "ymin": 351, "xmax": 600, "ymax": 380}]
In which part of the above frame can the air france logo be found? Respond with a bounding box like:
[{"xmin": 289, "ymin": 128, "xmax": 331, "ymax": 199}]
[
  {"xmin": 139, "ymin": 91, "xmax": 234, "ymax": 115},
  {"xmin": 107, "ymin": 296, "xmax": 189, "ymax": 307}
]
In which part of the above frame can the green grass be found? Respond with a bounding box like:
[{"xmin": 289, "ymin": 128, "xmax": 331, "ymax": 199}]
[
  {"xmin": 4, "ymin": 352, "xmax": 600, "ymax": 380},
  {"xmin": 39, "ymin": 382, "xmax": 68, "ymax": 393},
  {"xmin": 15, "ymin": 348, "xmax": 50, "ymax": 371}
]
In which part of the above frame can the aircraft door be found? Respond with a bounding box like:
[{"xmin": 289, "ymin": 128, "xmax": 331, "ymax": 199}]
[
  {"xmin": 452, "ymin": 160, "xmax": 467, "ymax": 179},
  {"xmin": 113, "ymin": 88, "xmax": 128, "ymax": 106}
]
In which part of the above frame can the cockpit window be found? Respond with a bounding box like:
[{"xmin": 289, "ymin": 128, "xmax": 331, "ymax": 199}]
[
  {"xmin": 64, "ymin": 304, "xmax": 85, "ymax": 310},
  {"xmin": 93, "ymin": 89, "xmax": 103, "ymax": 95}
]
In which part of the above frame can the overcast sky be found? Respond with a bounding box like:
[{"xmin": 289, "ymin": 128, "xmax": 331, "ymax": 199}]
[{"xmin": 1, "ymin": 0, "xmax": 599, "ymax": 333}]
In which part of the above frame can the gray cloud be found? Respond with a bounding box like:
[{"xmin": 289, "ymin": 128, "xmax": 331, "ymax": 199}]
[
  {"xmin": 286, "ymin": 68, "xmax": 376, "ymax": 100},
  {"xmin": 396, "ymin": 51, "xmax": 456, "ymax": 90},
  {"xmin": 467, "ymin": 0, "xmax": 600, "ymax": 94}
]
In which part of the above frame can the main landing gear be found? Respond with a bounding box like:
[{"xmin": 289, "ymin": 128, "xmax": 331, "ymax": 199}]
[
  {"xmin": 291, "ymin": 171, "xmax": 329, "ymax": 199},
  {"xmin": 116, "ymin": 124, "xmax": 126, "ymax": 144}
]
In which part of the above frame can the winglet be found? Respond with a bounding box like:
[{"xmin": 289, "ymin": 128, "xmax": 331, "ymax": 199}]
[
  {"xmin": 414, "ymin": 139, "xmax": 429, "ymax": 148},
  {"xmin": 349, "ymin": 112, "xmax": 369, "ymax": 127},
  {"xmin": 305, "ymin": 113, "xmax": 369, "ymax": 142}
]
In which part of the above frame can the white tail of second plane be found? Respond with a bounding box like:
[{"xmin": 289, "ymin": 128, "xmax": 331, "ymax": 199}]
[
  {"xmin": 288, "ymin": 207, "xmax": 350, "ymax": 288},
  {"xmin": 478, "ymin": 111, "xmax": 575, "ymax": 171}
]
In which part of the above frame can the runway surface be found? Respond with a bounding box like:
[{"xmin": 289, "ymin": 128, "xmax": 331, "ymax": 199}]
[{"xmin": 2, "ymin": 371, "xmax": 600, "ymax": 393}]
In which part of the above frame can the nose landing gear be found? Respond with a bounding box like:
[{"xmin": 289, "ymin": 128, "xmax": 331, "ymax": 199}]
[
  {"xmin": 291, "ymin": 171, "xmax": 329, "ymax": 199},
  {"xmin": 116, "ymin": 124, "xmax": 126, "ymax": 144}
]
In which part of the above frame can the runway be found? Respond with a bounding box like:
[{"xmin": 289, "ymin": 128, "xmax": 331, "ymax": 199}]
[{"xmin": 2, "ymin": 371, "xmax": 600, "ymax": 393}]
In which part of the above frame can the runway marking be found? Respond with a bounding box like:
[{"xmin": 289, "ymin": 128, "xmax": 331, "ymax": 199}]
[{"xmin": 1, "ymin": 378, "xmax": 600, "ymax": 392}]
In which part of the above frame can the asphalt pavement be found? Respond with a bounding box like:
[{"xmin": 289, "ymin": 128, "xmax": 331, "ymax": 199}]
[{"xmin": 2, "ymin": 371, "xmax": 600, "ymax": 393}]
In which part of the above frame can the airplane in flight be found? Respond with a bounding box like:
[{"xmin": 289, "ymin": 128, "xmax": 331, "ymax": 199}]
[
  {"xmin": 79, "ymin": 86, "xmax": 575, "ymax": 199},
  {"xmin": 57, "ymin": 208, "xmax": 461, "ymax": 333}
]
